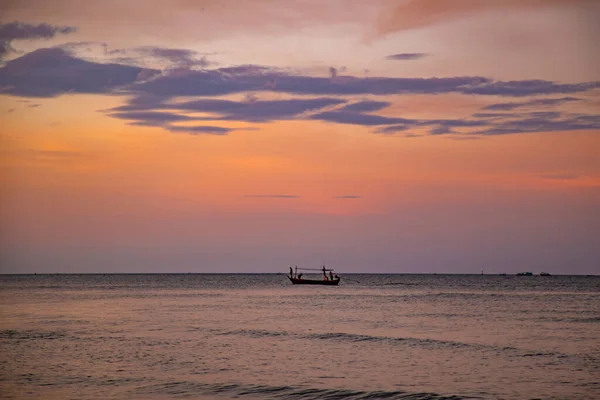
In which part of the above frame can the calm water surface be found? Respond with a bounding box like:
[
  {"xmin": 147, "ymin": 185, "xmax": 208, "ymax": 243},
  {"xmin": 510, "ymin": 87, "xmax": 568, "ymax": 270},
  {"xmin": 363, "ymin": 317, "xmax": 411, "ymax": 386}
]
[{"xmin": 1, "ymin": 274, "xmax": 599, "ymax": 399}]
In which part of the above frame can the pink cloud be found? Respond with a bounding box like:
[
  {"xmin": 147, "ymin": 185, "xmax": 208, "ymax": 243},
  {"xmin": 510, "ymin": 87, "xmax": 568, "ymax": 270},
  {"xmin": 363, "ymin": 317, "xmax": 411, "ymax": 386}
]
[{"xmin": 377, "ymin": 0, "xmax": 597, "ymax": 36}]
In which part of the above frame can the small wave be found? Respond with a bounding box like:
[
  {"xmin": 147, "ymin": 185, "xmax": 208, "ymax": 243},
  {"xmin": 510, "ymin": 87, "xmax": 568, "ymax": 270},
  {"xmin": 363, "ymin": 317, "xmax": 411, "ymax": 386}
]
[
  {"xmin": 212, "ymin": 328, "xmax": 576, "ymax": 360},
  {"xmin": 218, "ymin": 329, "xmax": 290, "ymax": 338},
  {"xmin": 569, "ymin": 316, "xmax": 600, "ymax": 323},
  {"xmin": 133, "ymin": 381, "xmax": 477, "ymax": 399},
  {"xmin": 305, "ymin": 331, "xmax": 479, "ymax": 351},
  {"xmin": 0, "ymin": 329, "xmax": 66, "ymax": 340},
  {"xmin": 522, "ymin": 352, "xmax": 559, "ymax": 357},
  {"xmin": 382, "ymin": 282, "xmax": 420, "ymax": 286}
]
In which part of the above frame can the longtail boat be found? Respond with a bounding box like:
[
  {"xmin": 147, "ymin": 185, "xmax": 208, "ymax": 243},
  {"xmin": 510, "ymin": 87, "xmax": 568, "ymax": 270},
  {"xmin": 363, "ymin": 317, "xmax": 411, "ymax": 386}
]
[{"xmin": 287, "ymin": 265, "xmax": 341, "ymax": 285}]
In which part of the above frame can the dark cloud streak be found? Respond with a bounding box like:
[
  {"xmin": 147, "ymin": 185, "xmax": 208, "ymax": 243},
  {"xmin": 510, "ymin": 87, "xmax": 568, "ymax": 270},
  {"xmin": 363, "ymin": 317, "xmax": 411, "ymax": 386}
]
[
  {"xmin": 482, "ymin": 96, "xmax": 582, "ymax": 111},
  {"xmin": 0, "ymin": 48, "xmax": 155, "ymax": 97},
  {"xmin": 174, "ymin": 97, "xmax": 346, "ymax": 122},
  {"xmin": 243, "ymin": 195, "xmax": 300, "ymax": 199},
  {"xmin": 386, "ymin": 53, "xmax": 428, "ymax": 60},
  {"xmin": 105, "ymin": 46, "xmax": 213, "ymax": 69},
  {"xmin": 336, "ymin": 100, "xmax": 390, "ymax": 113},
  {"xmin": 167, "ymin": 125, "xmax": 234, "ymax": 135},
  {"xmin": 0, "ymin": 21, "xmax": 76, "ymax": 60}
]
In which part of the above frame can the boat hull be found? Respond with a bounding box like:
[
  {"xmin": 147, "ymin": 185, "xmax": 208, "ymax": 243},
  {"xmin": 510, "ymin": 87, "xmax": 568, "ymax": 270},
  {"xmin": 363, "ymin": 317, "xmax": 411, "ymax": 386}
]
[{"xmin": 288, "ymin": 277, "xmax": 340, "ymax": 285}]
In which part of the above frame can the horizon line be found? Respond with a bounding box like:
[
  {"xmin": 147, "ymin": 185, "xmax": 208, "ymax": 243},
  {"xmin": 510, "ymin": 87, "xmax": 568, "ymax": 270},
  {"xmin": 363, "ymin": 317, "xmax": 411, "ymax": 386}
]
[{"xmin": 0, "ymin": 272, "xmax": 597, "ymax": 276}]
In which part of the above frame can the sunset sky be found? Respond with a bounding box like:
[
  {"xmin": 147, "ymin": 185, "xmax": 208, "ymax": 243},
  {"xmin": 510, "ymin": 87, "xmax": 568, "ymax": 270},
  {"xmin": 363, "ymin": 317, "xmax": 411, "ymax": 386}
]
[{"xmin": 1, "ymin": 0, "xmax": 599, "ymax": 274}]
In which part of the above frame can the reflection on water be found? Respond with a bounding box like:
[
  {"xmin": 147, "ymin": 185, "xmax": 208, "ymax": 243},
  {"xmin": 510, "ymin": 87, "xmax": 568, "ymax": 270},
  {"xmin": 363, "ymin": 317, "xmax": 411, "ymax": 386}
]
[{"xmin": 1, "ymin": 274, "xmax": 599, "ymax": 399}]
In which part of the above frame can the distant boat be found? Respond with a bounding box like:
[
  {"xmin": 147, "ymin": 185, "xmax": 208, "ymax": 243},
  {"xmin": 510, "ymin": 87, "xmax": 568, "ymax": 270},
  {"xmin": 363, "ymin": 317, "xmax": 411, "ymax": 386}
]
[
  {"xmin": 287, "ymin": 265, "xmax": 341, "ymax": 285},
  {"xmin": 517, "ymin": 272, "xmax": 533, "ymax": 276},
  {"xmin": 540, "ymin": 272, "xmax": 551, "ymax": 276}
]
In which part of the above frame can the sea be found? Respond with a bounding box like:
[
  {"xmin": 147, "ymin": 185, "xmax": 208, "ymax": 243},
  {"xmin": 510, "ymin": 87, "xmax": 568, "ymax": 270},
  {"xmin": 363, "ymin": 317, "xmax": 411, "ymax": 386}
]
[{"xmin": 0, "ymin": 273, "xmax": 599, "ymax": 400}]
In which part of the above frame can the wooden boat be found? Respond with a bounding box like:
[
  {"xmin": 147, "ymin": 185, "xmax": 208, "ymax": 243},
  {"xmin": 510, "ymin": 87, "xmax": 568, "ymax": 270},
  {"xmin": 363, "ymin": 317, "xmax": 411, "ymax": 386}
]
[
  {"xmin": 288, "ymin": 276, "xmax": 340, "ymax": 285},
  {"xmin": 287, "ymin": 265, "xmax": 341, "ymax": 285}
]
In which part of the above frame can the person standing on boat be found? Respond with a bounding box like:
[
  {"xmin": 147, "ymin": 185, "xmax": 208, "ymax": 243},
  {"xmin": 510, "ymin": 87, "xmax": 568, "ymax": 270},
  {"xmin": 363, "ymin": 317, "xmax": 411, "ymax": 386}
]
[
  {"xmin": 289, "ymin": 267, "xmax": 293, "ymax": 278},
  {"xmin": 322, "ymin": 265, "xmax": 328, "ymax": 280},
  {"xmin": 329, "ymin": 270, "xmax": 334, "ymax": 280}
]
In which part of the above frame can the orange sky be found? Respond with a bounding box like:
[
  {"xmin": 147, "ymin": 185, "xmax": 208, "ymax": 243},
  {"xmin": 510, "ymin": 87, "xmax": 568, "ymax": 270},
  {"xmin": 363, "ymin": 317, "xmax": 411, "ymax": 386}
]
[{"xmin": 1, "ymin": 0, "xmax": 599, "ymax": 273}]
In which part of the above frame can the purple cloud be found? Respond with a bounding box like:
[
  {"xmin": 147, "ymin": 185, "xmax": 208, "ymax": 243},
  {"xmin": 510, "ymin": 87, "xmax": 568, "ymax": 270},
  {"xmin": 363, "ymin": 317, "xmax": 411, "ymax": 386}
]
[
  {"xmin": 429, "ymin": 125, "xmax": 453, "ymax": 135},
  {"xmin": 0, "ymin": 21, "xmax": 76, "ymax": 59},
  {"xmin": 310, "ymin": 111, "xmax": 416, "ymax": 126},
  {"xmin": 175, "ymin": 97, "xmax": 346, "ymax": 122},
  {"xmin": 476, "ymin": 114, "xmax": 600, "ymax": 135},
  {"xmin": 103, "ymin": 96, "xmax": 346, "ymax": 128},
  {"xmin": 167, "ymin": 125, "xmax": 234, "ymax": 135},
  {"xmin": 0, "ymin": 48, "xmax": 158, "ymax": 97},
  {"xmin": 336, "ymin": 100, "xmax": 391, "ymax": 113},
  {"xmin": 421, "ymin": 119, "xmax": 487, "ymax": 128},
  {"xmin": 386, "ymin": 53, "xmax": 428, "ymax": 61},
  {"xmin": 482, "ymin": 97, "xmax": 582, "ymax": 111},
  {"xmin": 375, "ymin": 124, "xmax": 412, "ymax": 134},
  {"xmin": 109, "ymin": 111, "xmax": 198, "ymax": 124},
  {"xmin": 2, "ymin": 47, "xmax": 599, "ymax": 138},
  {"xmin": 3, "ymin": 49, "xmax": 600, "ymax": 100},
  {"xmin": 106, "ymin": 91, "xmax": 599, "ymax": 137},
  {"xmin": 105, "ymin": 46, "xmax": 213, "ymax": 69},
  {"xmin": 463, "ymin": 81, "xmax": 599, "ymax": 97},
  {"xmin": 131, "ymin": 71, "xmax": 494, "ymax": 97},
  {"xmin": 472, "ymin": 112, "xmax": 513, "ymax": 119}
]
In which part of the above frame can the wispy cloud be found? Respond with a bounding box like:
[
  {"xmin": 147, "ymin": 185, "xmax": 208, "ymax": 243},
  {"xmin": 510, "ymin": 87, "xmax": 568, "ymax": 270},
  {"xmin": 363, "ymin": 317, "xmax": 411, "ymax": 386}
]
[
  {"xmin": 174, "ymin": 97, "xmax": 346, "ymax": 123},
  {"xmin": 375, "ymin": 124, "xmax": 412, "ymax": 134},
  {"xmin": 336, "ymin": 100, "xmax": 390, "ymax": 113},
  {"xmin": 472, "ymin": 112, "xmax": 514, "ymax": 119},
  {"xmin": 310, "ymin": 111, "xmax": 415, "ymax": 126},
  {"xmin": 109, "ymin": 111, "xmax": 199, "ymax": 123},
  {"xmin": 386, "ymin": 53, "xmax": 428, "ymax": 61},
  {"xmin": 429, "ymin": 125, "xmax": 453, "ymax": 135},
  {"xmin": 1, "ymin": 148, "xmax": 88, "ymax": 161},
  {"xmin": 103, "ymin": 96, "xmax": 346, "ymax": 132},
  {"xmin": 539, "ymin": 173, "xmax": 581, "ymax": 181},
  {"xmin": 105, "ymin": 46, "xmax": 214, "ymax": 69},
  {"xmin": 3, "ymin": 48, "xmax": 599, "ymax": 99},
  {"xmin": 106, "ymin": 91, "xmax": 599, "ymax": 138},
  {"xmin": 475, "ymin": 113, "xmax": 600, "ymax": 135},
  {"xmin": 482, "ymin": 97, "xmax": 582, "ymax": 111},
  {"xmin": 0, "ymin": 21, "xmax": 76, "ymax": 60},
  {"xmin": 334, "ymin": 195, "xmax": 362, "ymax": 199},
  {"xmin": 167, "ymin": 125, "xmax": 234, "ymax": 135},
  {"xmin": 461, "ymin": 81, "xmax": 598, "ymax": 97},
  {"xmin": 377, "ymin": 0, "xmax": 594, "ymax": 36}
]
